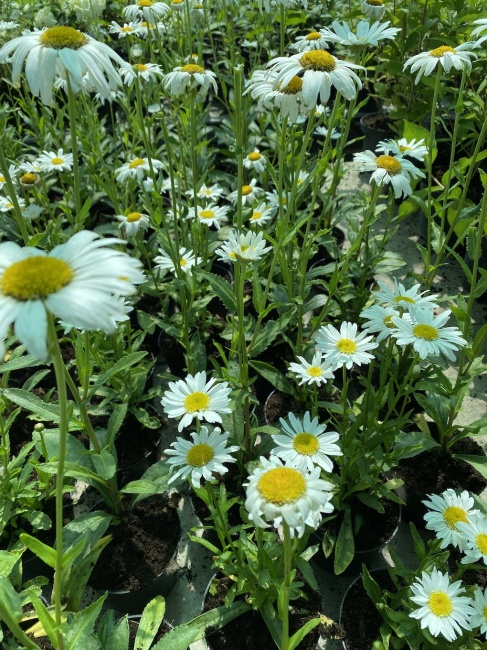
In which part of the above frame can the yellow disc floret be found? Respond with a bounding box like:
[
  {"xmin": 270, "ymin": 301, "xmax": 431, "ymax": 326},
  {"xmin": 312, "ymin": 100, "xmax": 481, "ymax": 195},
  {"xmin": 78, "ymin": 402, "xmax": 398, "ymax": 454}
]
[
  {"xmin": 366, "ymin": 0, "xmax": 383, "ymax": 5},
  {"xmin": 180, "ymin": 64, "xmax": 204, "ymax": 74},
  {"xmin": 242, "ymin": 185, "xmax": 253, "ymax": 196},
  {"xmin": 305, "ymin": 31, "xmax": 321, "ymax": 41},
  {"xmin": 184, "ymin": 391, "xmax": 210, "ymax": 412},
  {"xmin": 258, "ymin": 467, "xmax": 306, "ymax": 504},
  {"xmin": 138, "ymin": 0, "xmax": 154, "ymax": 6},
  {"xmin": 428, "ymin": 592, "xmax": 453, "ymax": 617},
  {"xmin": 337, "ymin": 338, "xmax": 357, "ymax": 354},
  {"xmin": 443, "ymin": 506, "xmax": 468, "ymax": 529},
  {"xmin": 129, "ymin": 157, "xmax": 146, "ymax": 169},
  {"xmin": 248, "ymin": 152, "xmax": 262, "ymax": 161},
  {"xmin": 476, "ymin": 533, "xmax": 487, "ymax": 555},
  {"xmin": 2, "ymin": 257, "xmax": 73, "ymax": 301},
  {"xmin": 20, "ymin": 173, "xmax": 39, "ymax": 185},
  {"xmin": 199, "ymin": 209, "xmax": 215, "ymax": 219},
  {"xmin": 376, "ymin": 155, "xmax": 402, "ymax": 175},
  {"xmin": 51, "ymin": 157, "xmax": 65, "ymax": 165},
  {"xmin": 430, "ymin": 45, "xmax": 456, "ymax": 58},
  {"xmin": 280, "ymin": 76, "xmax": 303, "ymax": 95},
  {"xmin": 127, "ymin": 211, "xmax": 142, "ymax": 222},
  {"xmin": 39, "ymin": 26, "xmax": 88, "ymax": 50},
  {"xmin": 300, "ymin": 50, "xmax": 336, "ymax": 72},
  {"xmin": 293, "ymin": 433, "xmax": 320, "ymax": 456},
  {"xmin": 187, "ymin": 443, "xmax": 214, "ymax": 467},
  {"xmin": 306, "ymin": 366, "xmax": 323, "ymax": 377},
  {"xmin": 394, "ymin": 295, "xmax": 415, "ymax": 304},
  {"xmin": 413, "ymin": 324, "xmax": 439, "ymax": 341}
]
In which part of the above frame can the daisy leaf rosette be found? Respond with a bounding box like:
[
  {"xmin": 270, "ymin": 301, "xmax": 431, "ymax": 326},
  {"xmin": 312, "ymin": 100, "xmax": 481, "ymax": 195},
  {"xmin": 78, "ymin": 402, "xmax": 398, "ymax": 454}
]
[
  {"xmin": 163, "ymin": 426, "xmax": 239, "ymax": 488},
  {"xmin": 161, "ymin": 371, "xmax": 232, "ymax": 432},
  {"xmin": 315, "ymin": 321, "xmax": 378, "ymax": 369},
  {"xmin": 422, "ymin": 489, "xmax": 480, "ymax": 550},
  {"xmin": 244, "ymin": 456, "xmax": 334, "ymax": 539},
  {"xmin": 0, "ymin": 231, "xmax": 144, "ymax": 359}
]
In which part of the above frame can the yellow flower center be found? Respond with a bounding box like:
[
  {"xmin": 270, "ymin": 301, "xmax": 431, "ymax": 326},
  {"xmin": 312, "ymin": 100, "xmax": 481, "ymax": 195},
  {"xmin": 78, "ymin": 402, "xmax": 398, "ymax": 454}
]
[
  {"xmin": 248, "ymin": 152, "xmax": 262, "ymax": 161},
  {"xmin": 430, "ymin": 45, "xmax": 456, "ymax": 58},
  {"xmin": 251, "ymin": 211, "xmax": 262, "ymax": 220},
  {"xmin": 399, "ymin": 145, "xmax": 411, "ymax": 152},
  {"xmin": 186, "ymin": 443, "xmax": 214, "ymax": 467},
  {"xmin": 257, "ymin": 467, "xmax": 306, "ymax": 504},
  {"xmin": 51, "ymin": 157, "xmax": 65, "ymax": 165},
  {"xmin": 306, "ymin": 31, "xmax": 321, "ymax": 40},
  {"xmin": 180, "ymin": 257, "xmax": 188, "ymax": 267},
  {"xmin": 129, "ymin": 157, "xmax": 146, "ymax": 169},
  {"xmin": 180, "ymin": 64, "xmax": 204, "ymax": 74},
  {"xmin": 121, "ymin": 26, "xmax": 134, "ymax": 32},
  {"xmin": 184, "ymin": 391, "xmax": 210, "ymax": 412},
  {"xmin": 300, "ymin": 50, "xmax": 336, "ymax": 72},
  {"xmin": 394, "ymin": 295, "xmax": 415, "ymax": 304},
  {"xmin": 172, "ymin": 0, "xmax": 184, "ymax": 4},
  {"xmin": 20, "ymin": 173, "xmax": 38, "ymax": 184},
  {"xmin": 138, "ymin": 0, "xmax": 154, "ymax": 6},
  {"xmin": 367, "ymin": 0, "xmax": 383, "ymax": 5},
  {"xmin": 293, "ymin": 433, "xmax": 319, "ymax": 456},
  {"xmin": 376, "ymin": 155, "xmax": 402, "ymax": 175},
  {"xmin": 135, "ymin": 64, "xmax": 148, "ymax": 71},
  {"xmin": 383, "ymin": 315, "xmax": 394, "ymax": 328},
  {"xmin": 39, "ymin": 26, "xmax": 88, "ymax": 50},
  {"xmin": 476, "ymin": 533, "xmax": 487, "ymax": 555},
  {"xmin": 336, "ymin": 338, "xmax": 357, "ymax": 354},
  {"xmin": 280, "ymin": 76, "xmax": 303, "ymax": 95},
  {"xmin": 242, "ymin": 185, "xmax": 253, "ymax": 196},
  {"xmin": 1, "ymin": 257, "xmax": 73, "ymax": 301},
  {"xmin": 428, "ymin": 592, "xmax": 453, "ymax": 617},
  {"xmin": 306, "ymin": 366, "xmax": 322, "ymax": 377},
  {"xmin": 127, "ymin": 211, "xmax": 142, "ymax": 222},
  {"xmin": 413, "ymin": 324, "xmax": 439, "ymax": 341},
  {"xmin": 0, "ymin": 175, "xmax": 4, "ymax": 182},
  {"xmin": 483, "ymin": 605, "xmax": 487, "ymax": 622},
  {"xmin": 199, "ymin": 209, "xmax": 214, "ymax": 219},
  {"xmin": 443, "ymin": 505, "xmax": 468, "ymax": 529}
]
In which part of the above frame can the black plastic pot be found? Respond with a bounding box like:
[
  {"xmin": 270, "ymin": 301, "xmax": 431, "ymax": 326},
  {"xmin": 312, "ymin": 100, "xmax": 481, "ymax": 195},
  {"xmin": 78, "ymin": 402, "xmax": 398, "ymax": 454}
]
[{"xmin": 359, "ymin": 113, "xmax": 394, "ymax": 152}]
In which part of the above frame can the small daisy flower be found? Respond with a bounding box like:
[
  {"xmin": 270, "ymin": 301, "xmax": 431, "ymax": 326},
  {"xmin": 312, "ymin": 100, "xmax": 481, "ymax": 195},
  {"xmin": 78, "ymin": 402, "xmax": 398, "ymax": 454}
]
[
  {"xmin": 373, "ymin": 279, "xmax": 438, "ymax": 309},
  {"xmin": 154, "ymin": 246, "xmax": 202, "ymax": 274},
  {"xmin": 161, "ymin": 371, "xmax": 232, "ymax": 432},
  {"xmin": 116, "ymin": 211, "xmax": 150, "ymax": 237},
  {"xmin": 163, "ymin": 63, "xmax": 217, "ymax": 97},
  {"xmin": 472, "ymin": 18, "xmax": 487, "ymax": 47},
  {"xmin": 123, "ymin": 0, "xmax": 170, "ymax": 22},
  {"xmin": 288, "ymin": 351, "xmax": 336, "ymax": 386},
  {"xmin": 409, "ymin": 568, "xmax": 474, "ymax": 642},
  {"xmin": 37, "ymin": 149, "xmax": 74, "ymax": 172},
  {"xmin": 243, "ymin": 149, "xmax": 267, "ymax": 173},
  {"xmin": 361, "ymin": 0, "xmax": 385, "ymax": 20},
  {"xmin": 228, "ymin": 179, "xmax": 262, "ymax": 206},
  {"xmin": 215, "ymin": 230, "xmax": 272, "ymax": 263},
  {"xmin": 320, "ymin": 20, "xmax": 400, "ymax": 47},
  {"xmin": 196, "ymin": 183, "xmax": 224, "ymax": 201},
  {"xmin": 470, "ymin": 587, "xmax": 487, "ymax": 636},
  {"xmin": 422, "ymin": 489, "xmax": 479, "ymax": 550},
  {"xmin": 22, "ymin": 204, "xmax": 43, "ymax": 221},
  {"xmin": 0, "ymin": 196, "xmax": 25, "ymax": 212},
  {"xmin": 267, "ymin": 50, "xmax": 364, "ymax": 108},
  {"xmin": 0, "ymin": 164, "xmax": 18, "ymax": 190},
  {"xmin": 136, "ymin": 20, "xmax": 166, "ymax": 37},
  {"xmin": 244, "ymin": 456, "xmax": 334, "ymax": 538},
  {"xmin": 195, "ymin": 204, "xmax": 229, "ymax": 229},
  {"xmin": 245, "ymin": 69, "xmax": 306, "ymax": 123},
  {"xmin": 265, "ymin": 189, "xmax": 288, "ymax": 210},
  {"xmin": 169, "ymin": 0, "xmax": 186, "ymax": 11},
  {"xmin": 404, "ymin": 43, "xmax": 476, "ymax": 85},
  {"xmin": 377, "ymin": 138, "xmax": 428, "ymax": 161},
  {"xmin": 248, "ymin": 202, "xmax": 275, "ymax": 226},
  {"xmin": 296, "ymin": 170, "xmax": 309, "ymax": 188},
  {"xmin": 273, "ymin": 412, "xmax": 342, "ymax": 473},
  {"xmin": 163, "ymin": 426, "xmax": 239, "ymax": 489},
  {"xmin": 457, "ymin": 516, "xmax": 487, "ymax": 565},
  {"xmin": 291, "ymin": 30, "xmax": 335, "ymax": 52},
  {"xmin": 115, "ymin": 156, "xmax": 163, "ymax": 182},
  {"xmin": 314, "ymin": 125, "xmax": 340, "ymax": 139},
  {"xmin": 360, "ymin": 304, "xmax": 405, "ymax": 342},
  {"xmin": 392, "ymin": 306, "xmax": 467, "ymax": 361},
  {"xmin": 121, "ymin": 62, "xmax": 163, "ymax": 84},
  {"xmin": 109, "ymin": 21, "xmax": 141, "ymax": 38},
  {"xmin": 353, "ymin": 149, "xmax": 425, "ymax": 199},
  {"xmin": 315, "ymin": 321, "xmax": 378, "ymax": 369}
]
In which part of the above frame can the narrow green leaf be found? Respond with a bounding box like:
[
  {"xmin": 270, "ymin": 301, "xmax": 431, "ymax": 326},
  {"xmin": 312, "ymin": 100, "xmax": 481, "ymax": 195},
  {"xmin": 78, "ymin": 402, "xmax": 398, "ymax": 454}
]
[
  {"xmin": 19, "ymin": 533, "xmax": 56, "ymax": 569},
  {"xmin": 249, "ymin": 361, "xmax": 294, "ymax": 395},
  {"xmin": 288, "ymin": 617, "xmax": 321, "ymax": 650},
  {"xmin": 134, "ymin": 596, "xmax": 166, "ymax": 650},
  {"xmin": 64, "ymin": 594, "xmax": 107, "ymax": 650},
  {"xmin": 193, "ymin": 268, "xmax": 237, "ymax": 313},
  {"xmin": 87, "ymin": 352, "xmax": 147, "ymax": 399},
  {"xmin": 104, "ymin": 615, "xmax": 129, "ymax": 650},
  {"xmin": 334, "ymin": 510, "xmax": 355, "ymax": 575}
]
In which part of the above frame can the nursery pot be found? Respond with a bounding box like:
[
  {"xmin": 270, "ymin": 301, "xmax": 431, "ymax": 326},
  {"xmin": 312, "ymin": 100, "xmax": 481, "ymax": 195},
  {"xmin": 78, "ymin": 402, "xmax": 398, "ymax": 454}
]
[{"xmin": 359, "ymin": 113, "xmax": 393, "ymax": 152}]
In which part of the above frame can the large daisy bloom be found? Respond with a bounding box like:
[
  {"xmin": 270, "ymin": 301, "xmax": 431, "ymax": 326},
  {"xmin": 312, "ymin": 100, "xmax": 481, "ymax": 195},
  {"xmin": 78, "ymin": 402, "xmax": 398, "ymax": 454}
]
[
  {"xmin": 0, "ymin": 26, "xmax": 129, "ymax": 106},
  {"xmin": 273, "ymin": 412, "xmax": 342, "ymax": 473},
  {"xmin": 456, "ymin": 515, "xmax": 487, "ymax": 564},
  {"xmin": 0, "ymin": 231, "xmax": 145, "ymax": 359},
  {"xmin": 163, "ymin": 64, "xmax": 217, "ymax": 97},
  {"xmin": 244, "ymin": 456, "xmax": 334, "ymax": 538},
  {"xmin": 404, "ymin": 43, "xmax": 476, "ymax": 85},
  {"xmin": 154, "ymin": 247, "xmax": 202, "ymax": 275},
  {"xmin": 377, "ymin": 137, "xmax": 428, "ymax": 161},
  {"xmin": 161, "ymin": 371, "xmax": 232, "ymax": 432},
  {"xmin": 315, "ymin": 321, "xmax": 378, "ymax": 369},
  {"xmin": 123, "ymin": 0, "xmax": 170, "ymax": 21},
  {"xmin": 470, "ymin": 587, "xmax": 487, "ymax": 636},
  {"xmin": 409, "ymin": 568, "xmax": 474, "ymax": 641},
  {"xmin": 353, "ymin": 150, "xmax": 425, "ymax": 199},
  {"xmin": 37, "ymin": 149, "xmax": 74, "ymax": 172},
  {"xmin": 245, "ymin": 69, "xmax": 306, "ymax": 123},
  {"xmin": 267, "ymin": 50, "xmax": 364, "ymax": 108},
  {"xmin": 195, "ymin": 204, "xmax": 229, "ymax": 229},
  {"xmin": 215, "ymin": 230, "xmax": 272, "ymax": 264},
  {"xmin": 116, "ymin": 211, "xmax": 150, "ymax": 237},
  {"xmin": 288, "ymin": 351, "xmax": 336, "ymax": 386},
  {"xmin": 361, "ymin": 0, "xmax": 385, "ymax": 20},
  {"xmin": 422, "ymin": 489, "xmax": 479, "ymax": 550},
  {"xmin": 372, "ymin": 279, "xmax": 438, "ymax": 309},
  {"xmin": 163, "ymin": 426, "xmax": 239, "ymax": 489},
  {"xmin": 320, "ymin": 20, "xmax": 400, "ymax": 47},
  {"xmin": 391, "ymin": 306, "xmax": 467, "ymax": 361}
]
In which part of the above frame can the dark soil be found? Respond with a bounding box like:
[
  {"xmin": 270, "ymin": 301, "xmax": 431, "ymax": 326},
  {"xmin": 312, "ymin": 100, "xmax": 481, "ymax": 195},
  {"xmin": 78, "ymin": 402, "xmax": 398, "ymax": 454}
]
[
  {"xmin": 448, "ymin": 547, "xmax": 487, "ymax": 589},
  {"xmin": 340, "ymin": 569, "xmax": 395, "ymax": 650},
  {"xmin": 263, "ymin": 388, "xmax": 343, "ymax": 426},
  {"xmin": 89, "ymin": 495, "xmax": 181, "ymax": 592},
  {"xmin": 128, "ymin": 618, "xmax": 172, "ymax": 648}
]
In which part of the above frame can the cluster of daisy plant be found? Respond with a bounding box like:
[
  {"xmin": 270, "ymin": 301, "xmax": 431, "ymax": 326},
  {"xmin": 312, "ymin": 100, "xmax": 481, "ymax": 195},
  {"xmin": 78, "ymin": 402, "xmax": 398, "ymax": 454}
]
[{"xmin": 0, "ymin": 0, "xmax": 486, "ymax": 646}]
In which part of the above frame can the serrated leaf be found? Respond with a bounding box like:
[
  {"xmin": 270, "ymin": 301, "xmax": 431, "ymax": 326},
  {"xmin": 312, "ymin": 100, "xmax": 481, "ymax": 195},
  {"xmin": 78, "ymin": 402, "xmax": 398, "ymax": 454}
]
[
  {"xmin": 249, "ymin": 361, "xmax": 294, "ymax": 395},
  {"xmin": 92, "ymin": 449, "xmax": 117, "ymax": 480},
  {"xmin": 1, "ymin": 388, "xmax": 82, "ymax": 429},
  {"xmin": 193, "ymin": 268, "xmax": 237, "ymax": 313},
  {"xmin": 64, "ymin": 594, "xmax": 106, "ymax": 650}
]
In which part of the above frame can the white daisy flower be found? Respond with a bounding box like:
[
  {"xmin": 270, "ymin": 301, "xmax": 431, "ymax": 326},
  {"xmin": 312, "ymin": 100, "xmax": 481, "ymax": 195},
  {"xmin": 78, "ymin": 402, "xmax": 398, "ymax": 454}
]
[
  {"xmin": 288, "ymin": 351, "xmax": 336, "ymax": 386},
  {"xmin": 314, "ymin": 125, "xmax": 340, "ymax": 139},
  {"xmin": 116, "ymin": 211, "xmax": 150, "ymax": 237},
  {"xmin": 392, "ymin": 306, "xmax": 467, "ymax": 361},
  {"xmin": 136, "ymin": 20, "xmax": 166, "ymax": 37},
  {"xmin": 409, "ymin": 568, "xmax": 474, "ymax": 642},
  {"xmin": 404, "ymin": 43, "xmax": 476, "ymax": 85},
  {"xmin": 377, "ymin": 137, "xmax": 428, "ymax": 161},
  {"xmin": 472, "ymin": 18, "xmax": 487, "ymax": 47},
  {"xmin": 291, "ymin": 30, "xmax": 336, "ymax": 52},
  {"xmin": 422, "ymin": 489, "xmax": 479, "ymax": 550},
  {"xmin": 360, "ymin": 304, "xmax": 405, "ymax": 342},
  {"xmin": 315, "ymin": 321, "xmax": 378, "ymax": 369},
  {"xmin": 0, "ymin": 196, "xmax": 25, "ymax": 212},
  {"xmin": 0, "ymin": 164, "xmax": 18, "ymax": 190},
  {"xmin": 244, "ymin": 456, "xmax": 334, "ymax": 539},
  {"xmin": 248, "ymin": 202, "xmax": 275, "ymax": 226},
  {"xmin": 115, "ymin": 156, "xmax": 163, "ymax": 182},
  {"xmin": 0, "ymin": 26, "xmax": 128, "ymax": 106},
  {"xmin": 161, "ymin": 371, "xmax": 232, "ymax": 432},
  {"xmin": 373, "ymin": 279, "xmax": 438, "ymax": 309},
  {"xmin": 228, "ymin": 179, "xmax": 262, "ymax": 206},
  {"xmin": 265, "ymin": 189, "xmax": 288, "ymax": 210},
  {"xmin": 361, "ymin": 0, "xmax": 385, "ymax": 20},
  {"xmin": 215, "ymin": 230, "xmax": 272, "ymax": 264},
  {"xmin": 243, "ymin": 149, "xmax": 267, "ymax": 173},
  {"xmin": 470, "ymin": 587, "xmax": 487, "ymax": 636},
  {"xmin": 245, "ymin": 69, "xmax": 306, "ymax": 123},
  {"xmin": 169, "ymin": 0, "xmax": 186, "ymax": 11},
  {"xmin": 296, "ymin": 170, "xmax": 310, "ymax": 187},
  {"xmin": 109, "ymin": 21, "xmax": 141, "ymax": 38},
  {"xmin": 123, "ymin": 0, "xmax": 170, "ymax": 21},
  {"xmin": 121, "ymin": 62, "xmax": 163, "ymax": 84},
  {"xmin": 37, "ymin": 149, "xmax": 74, "ymax": 172},
  {"xmin": 273, "ymin": 411, "xmax": 342, "ymax": 472},
  {"xmin": 267, "ymin": 50, "xmax": 364, "ymax": 108},
  {"xmin": 353, "ymin": 149, "xmax": 425, "ymax": 199},
  {"xmin": 196, "ymin": 183, "xmax": 224, "ymax": 200},
  {"xmin": 0, "ymin": 231, "xmax": 144, "ymax": 359},
  {"xmin": 0, "ymin": 21, "xmax": 19, "ymax": 31},
  {"xmin": 154, "ymin": 246, "xmax": 202, "ymax": 274},
  {"xmin": 257, "ymin": 0, "xmax": 307, "ymax": 13},
  {"xmin": 457, "ymin": 515, "xmax": 487, "ymax": 565},
  {"xmin": 163, "ymin": 426, "xmax": 239, "ymax": 489},
  {"xmin": 22, "ymin": 204, "xmax": 44, "ymax": 221},
  {"xmin": 195, "ymin": 204, "xmax": 229, "ymax": 229},
  {"xmin": 163, "ymin": 64, "xmax": 217, "ymax": 97},
  {"xmin": 320, "ymin": 20, "xmax": 400, "ymax": 47}
]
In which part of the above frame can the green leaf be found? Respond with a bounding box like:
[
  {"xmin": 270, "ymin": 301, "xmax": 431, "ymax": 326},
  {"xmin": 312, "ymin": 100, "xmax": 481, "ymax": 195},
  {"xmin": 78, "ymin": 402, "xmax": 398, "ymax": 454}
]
[
  {"xmin": 106, "ymin": 403, "xmax": 128, "ymax": 447},
  {"xmin": 189, "ymin": 331, "xmax": 207, "ymax": 374},
  {"xmin": 0, "ymin": 578, "xmax": 39, "ymax": 649},
  {"xmin": 19, "ymin": 533, "xmax": 56, "ymax": 569},
  {"xmin": 259, "ymin": 600, "xmax": 281, "ymax": 648},
  {"xmin": 334, "ymin": 510, "xmax": 355, "ymax": 575},
  {"xmin": 151, "ymin": 626, "xmax": 198, "ymax": 650},
  {"xmin": 104, "ymin": 615, "xmax": 129, "ymax": 650},
  {"xmin": 454, "ymin": 455, "xmax": 487, "ymax": 479},
  {"xmin": 288, "ymin": 617, "xmax": 321, "ymax": 650},
  {"xmin": 28, "ymin": 589, "xmax": 58, "ymax": 646},
  {"xmin": 250, "ymin": 311, "xmax": 295, "ymax": 358},
  {"xmin": 0, "ymin": 551, "xmax": 21, "ymax": 579},
  {"xmin": 393, "ymin": 430, "xmax": 439, "ymax": 459},
  {"xmin": 92, "ymin": 449, "xmax": 117, "ymax": 480},
  {"xmin": 249, "ymin": 361, "xmax": 294, "ymax": 395},
  {"xmin": 0, "ymin": 354, "xmax": 45, "ymax": 372},
  {"xmin": 1, "ymin": 388, "xmax": 82, "ymax": 429},
  {"xmin": 134, "ymin": 596, "xmax": 166, "ymax": 650},
  {"xmin": 87, "ymin": 352, "xmax": 147, "ymax": 400},
  {"xmin": 193, "ymin": 268, "xmax": 237, "ymax": 313},
  {"xmin": 64, "ymin": 594, "xmax": 107, "ymax": 650}
]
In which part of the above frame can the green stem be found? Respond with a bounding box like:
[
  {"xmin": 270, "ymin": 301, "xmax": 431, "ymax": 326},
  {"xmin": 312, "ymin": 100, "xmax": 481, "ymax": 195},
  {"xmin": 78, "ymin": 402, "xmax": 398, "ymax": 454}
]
[
  {"xmin": 0, "ymin": 145, "xmax": 29, "ymax": 244},
  {"xmin": 280, "ymin": 522, "xmax": 292, "ymax": 650},
  {"xmin": 66, "ymin": 77, "xmax": 82, "ymax": 222},
  {"xmin": 234, "ymin": 66, "xmax": 244, "ymax": 231}
]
